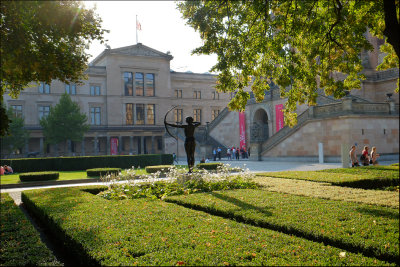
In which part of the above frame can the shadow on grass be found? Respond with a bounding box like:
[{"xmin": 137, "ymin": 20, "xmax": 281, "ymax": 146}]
[{"xmin": 356, "ymin": 207, "xmax": 399, "ymax": 220}]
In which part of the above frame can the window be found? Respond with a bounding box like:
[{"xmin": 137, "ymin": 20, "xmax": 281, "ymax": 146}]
[
  {"xmin": 147, "ymin": 104, "xmax": 155, "ymax": 125},
  {"xmin": 11, "ymin": 105, "xmax": 23, "ymax": 117},
  {"xmin": 212, "ymin": 109, "xmax": 220, "ymax": 120},
  {"xmin": 126, "ymin": 103, "xmax": 134, "ymax": 125},
  {"xmin": 193, "ymin": 90, "xmax": 201, "ymax": 99},
  {"xmin": 39, "ymin": 82, "xmax": 50, "ymax": 94},
  {"xmin": 135, "ymin": 72, "xmax": 144, "ymax": 96},
  {"xmin": 193, "ymin": 109, "xmax": 201, "ymax": 123},
  {"xmin": 90, "ymin": 107, "xmax": 101, "ymax": 125},
  {"xmin": 124, "ymin": 72, "xmax": 133, "ymax": 96},
  {"xmin": 174, "ymin": 109, "xmax": 183, "ymax": 123},
  {"xmin": 145, "ymin": 73, "xmax": 155, "ymax": 96},
  {"xmin": 213, "ymin": 91, "xmax": 219, "ymax": 100},
  {"xmin": 38, "ymin": 106, "xmax": 50, "ymax": 120},
  {"xmin": 175, "ymin": 89, "xmax": 182, "ymax": 98},
  {"xmin": 65, "ymin": 84, "xmax": 76, "ymax": 95},
  {"xmin": 136, "ymin": 104, "xmax": 145, "ymax": 125},
  {"xmin": 90, "ymin": 85, "xmax": 101, "ymax": 96}
]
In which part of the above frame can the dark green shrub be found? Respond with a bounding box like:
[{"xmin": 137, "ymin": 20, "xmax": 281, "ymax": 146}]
[
  {"xmin": 196, "ymin": 162, "xmax": 223, "ymax": 170},
  {"xmin": 1, "ymin": 154, "xmax": 173, "ymax": 172},
  {"xmin": 19, "ymin": 172, "xmax": 59, "ymax": 182},
  {"xmin": 145, "ymin": 165, "xmax": 175, "ymax": 174},
  {"xmin": 86, "ymin": 168, "xmax": 121, "ymax": 177}
]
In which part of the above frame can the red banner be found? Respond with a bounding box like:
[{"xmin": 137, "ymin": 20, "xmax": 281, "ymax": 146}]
[
  {"xmin": 110, "ymin": 137, "xmax": 119, "ymax": 155},
  {"xmin": 239, "ymin": 112, "xmax": 246, "ymax": 149},
  {"xmin": 275, "ymin": 104, "xmax": 284, "ymax": 132}
]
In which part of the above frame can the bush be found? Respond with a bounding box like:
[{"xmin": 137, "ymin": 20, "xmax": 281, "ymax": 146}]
[
  {"xmin": 0, "ymin": 193, "xmax": 61, "ymax": 266},
  {"xmin": 196, "ymin": 162, "xmax": 223, "ymax": 170},
  {"xmin": 145, "ymin": 165, "xmax": 175, "ymax": 174},
  {"xmin": 86, "ymin": 168, "xmax": 121, "ymax": 177},
  {"xmin": 0, "ymin": 154, "xmax": 173, "ymax": 172},
  {"xmin": 19, "ymin": 171, "xmax": 59, "ymax": 182}
]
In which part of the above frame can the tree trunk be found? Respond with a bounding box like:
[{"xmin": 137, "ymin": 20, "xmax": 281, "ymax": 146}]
[{"xmin": 383, "ymin": 0, "xmax": 400, "ymax": 59}]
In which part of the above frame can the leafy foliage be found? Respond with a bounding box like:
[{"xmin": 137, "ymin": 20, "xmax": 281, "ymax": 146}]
[
  {"xmin": 0, "ymin": 1, "xmax": 107, "ymax": 135},
  {"xmin": 40, "ymin": 93, "xmax": 89, "ymax": 145},
  {"xmin": 0, "ymin": 106, "xmax": 29, "ymax": 154},
  {"xmin": 178, "ymin": 0, "xmax": 399, "ymax": 126}
]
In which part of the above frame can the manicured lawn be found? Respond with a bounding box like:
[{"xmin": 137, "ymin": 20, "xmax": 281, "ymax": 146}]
[
  {"xmin": 21, "ymin": 187, "xmax": 392, "ymax": 266},
  {"xmin": 166, "ymin": 189, "xmax": 399, "ymax": 263},
  {"xmin": 0, "ymin": 193, "xmax": 61, "ymax": 266}
]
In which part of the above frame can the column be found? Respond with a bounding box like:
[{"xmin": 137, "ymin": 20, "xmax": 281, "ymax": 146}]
[
  {"xmin": 139, "ymin": 136, "xmax": 144, "ymax": 154},
  {"xmin": 118, "ymin": 136, "xmax": 122, "ymax": 154},
  {"xmin": 161, "ymin": 136, "xmax": 165, "ymax": 154},
  {"xmin": 151, "ymin": 136, "xmax": 155, "ymax": 154},
  {"xmin": 81, "ymin": 139, "xmax": 85, "ymax": 156},
  {"xmin": 341, "ymin": 143, "xmax": 350, "ymax": 168},
  {"xmin": 39, "ymin": 137, "xmax": 44, "ymax": 155},
  {"xmin": 24, "ymin": 139, "xmax": 29, "ymax": 156},
  {"xmin": 129, "ymin": 136, "xmax": 133, "ymax": 155},
  {"xmin": 94, "ymin": 136, "xmax": 98, "ymax": 155},
  {"xmin": 106, "ymin": 135, "xmax": 110, "ymax": 155}
]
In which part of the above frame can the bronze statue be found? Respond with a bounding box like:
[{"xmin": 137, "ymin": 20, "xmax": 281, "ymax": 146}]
[{"xmin": 165, "ymin": 108, "xmax": 200, "ymax": 173}]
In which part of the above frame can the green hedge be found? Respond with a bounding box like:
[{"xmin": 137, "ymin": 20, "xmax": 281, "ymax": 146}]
[
  {"xmin": 21, "ymin": 188, "xmax": 390, "ymax": 266},
  {"xmin": 196, "ymin": 162, "xmax": 223, "ymax": 170},
  {"xmin": 1, "ymin": 154, "xmax": 173, "ymax": 173},
  {"xmin": 19, "ymin": 171, "xmax": 59, "ymax": 182},
  {"xmin": 145, "ymin": 165, "xmax": 175, "ymax": 174},
  {"xmin": 0, "ymin": 193, "xmax": 61, "ymax": 266},
  {"xmin": 86, "ymin": 168, "xmax": 121, "ymax": 177},
  {"xmin": 166, "ymin": 189, "xmax": 399, "ymax": 263}
]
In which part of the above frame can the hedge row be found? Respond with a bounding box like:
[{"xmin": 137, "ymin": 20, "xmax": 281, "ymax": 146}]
[
  {"xmin": 19, "ymin": 172, "xmax": 59, "ymax": 182},
  {"xmin": 86, "ymin": 168, "xmax": 121, "ymax": 177},
  {"xmin": 196, "ymin": 162, "xmax": 223, "ymax": 170},
  {"xmin": 0, "ymin": 193, "xmax": 61, "ymax": 266},
  {"xmin": 145, "ymin": 165, "xmax": 175, "ymax": 174},
  {"xmin": 21, "ymin": 188, "xmax": 390, "ymax": 266},
  {"xmin": 166, "ymin": 189, "xmax": 399, "ymax": 263},
  {"xmin": 1, "ymin": 154, "xmax": 173, "ymax": 172}
]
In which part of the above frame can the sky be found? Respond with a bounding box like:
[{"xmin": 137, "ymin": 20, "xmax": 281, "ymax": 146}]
[{"xmin": 84, "ymin": 1, "xmax": 217, "ymax": 74}]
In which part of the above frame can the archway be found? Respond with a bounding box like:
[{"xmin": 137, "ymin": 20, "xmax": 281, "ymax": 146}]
[{"xmin": 251, "ymin": 109, "xmax": 269, "ymax": 142}]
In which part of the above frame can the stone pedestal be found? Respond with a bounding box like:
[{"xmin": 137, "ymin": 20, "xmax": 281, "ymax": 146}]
[
  {"xmin": 318, "ymin": 143, "xmax": 324, "ymax": 164},
  {"xmin": 341, "ymin": 143, "xmax": 350, "ymax": 168},
  {"xmin": 249, "ymin": 143, "xmax": 261, "ymax": 161}
]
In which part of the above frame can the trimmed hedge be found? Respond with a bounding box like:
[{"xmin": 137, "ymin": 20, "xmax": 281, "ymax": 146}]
[
  {"xmin": 0, "ymin": 193, "xmax": 61, "ymax": 266},
  {"xmin": 145, "ymin": 165, "xmax": 175, "ymax": 174},
  {"xmin": 196, "ymin": 162, "xmax": 223, "ymax": 170},
  {"xmin": 86, "ymin": 168, "xmax": 121, "ymax": 177},
  {"xmin": 21, "ymin": 188, "xmax": 390, "ymax": 266},
  {"xmin": 19, "ymin": 171, "xmax": 59, "ymax": 182},
  {"xmin": 166, "ymin": 189, "xmax": 399, "ymax": 263},
  {"xmin": 1, "ymin": 154, "xmax": 173, "ymax": 173}
]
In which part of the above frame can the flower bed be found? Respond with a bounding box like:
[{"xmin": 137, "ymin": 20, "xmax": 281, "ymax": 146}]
[
  {"xmin": 21, "ymin": 188, "xmax": 391, "ymax": 266},
  {"xmin": 0, "ymin": 193, "xmax": 61, "ymax": 266},
  {"xmin": 166, "ymin": 189, "xmax": 399, "ymax": 263}
]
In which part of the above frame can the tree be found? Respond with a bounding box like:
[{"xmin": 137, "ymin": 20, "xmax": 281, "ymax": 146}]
[
  {"xmin": 1, "ymin": 1, "xmax": 107, "ymax": 136},
  {"xmin": 0, "ymin": 106, "xmax": 29, "ymax": 155},
  {"xmin": 178, "ymin": 0, "xmax": 399, "ymax": 126},
  {"xmin": 40, "ymin": 93, "xmax": 89, "ymax": 153}
]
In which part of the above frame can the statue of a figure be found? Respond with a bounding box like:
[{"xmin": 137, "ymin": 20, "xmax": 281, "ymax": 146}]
[{"xmin": 165, "ymin": 116, "xmax": 200, "ymax": 173}]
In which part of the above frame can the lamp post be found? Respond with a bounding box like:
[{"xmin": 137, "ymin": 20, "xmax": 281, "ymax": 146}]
[{"xmin": 176, "ymin": 121, "xmax": 181, "ymax": 162}]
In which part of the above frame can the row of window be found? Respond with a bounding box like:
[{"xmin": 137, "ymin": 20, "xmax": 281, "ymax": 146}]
[
  {"xmin": 39, "ymin": 82, "xmax": 101, "ymax": 96},
  {"xmin": 124, "ymin": 72, "xmax": 155, "ymax": 97},
  {"xmin": 11, "ymin": 104, "xmax": 221, "ymax": 126},
  {"xmin": 175, "ymin": 90, "xmax": 233, "ymax": 100}
]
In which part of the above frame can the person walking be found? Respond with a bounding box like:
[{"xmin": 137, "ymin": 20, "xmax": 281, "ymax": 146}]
[
  {"xmin": 217, "ymin": 147, "xmax": 222, "ymax": 160},
  {"xmin": 235, "ymin": 147, "xmax": 240, "ymax": 160},
  {"xmin": 227, "ymin": 147, "xmax": 231, "ymax": 160},
  {"xmin": 370, "ymin": 146, "xmax": 380, "ymax": 165},
  {"xmin": 213, "ymin": 148, "xmax": 217, "ymax": 161},
  {"xmin": 360, "ymin": 146, "xmax": 370, "ymax": 166},
  {"xmin": 349, "ymin": 145, "xmax": 359, "ymax": 167}
]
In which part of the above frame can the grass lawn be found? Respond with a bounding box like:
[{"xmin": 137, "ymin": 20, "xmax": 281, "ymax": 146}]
[{"xmin": 20, "ymin": 187, "xmax": 393, "ymax": 266}]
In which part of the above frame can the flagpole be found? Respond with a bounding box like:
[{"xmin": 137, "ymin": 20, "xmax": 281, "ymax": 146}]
[{"xmin": 136, "ymin": 15, "xmax": 138, "ymax": 44}]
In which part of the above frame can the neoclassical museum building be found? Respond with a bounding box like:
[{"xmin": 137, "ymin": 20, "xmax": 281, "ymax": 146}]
[{"xmin": 2, "ymin": 37, "xmax": 399, "ymax": 162}]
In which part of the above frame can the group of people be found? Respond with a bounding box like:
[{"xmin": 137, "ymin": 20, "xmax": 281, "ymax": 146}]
[
  {"xmin": 0, "ymin": 165, "xmax": 13, "ymax": 175},
  {"xmin": 349, "ymin": 145, "xmax": 380, "ymax": 167}
]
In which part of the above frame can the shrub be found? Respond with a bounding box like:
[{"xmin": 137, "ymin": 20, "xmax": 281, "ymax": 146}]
[
  {"xmin": 0, "ymin": 193, "xmax": 61, "ymax": 266},
  {"xmin": 19, "ymin": 171, "xmax": 59, "ymax": 182},
  {"xmin": 196, "ymin": 162, "xmax": 223, "ymax": 170},
  {"xmin": 86, "ymin": 168, "xmax": 121, "ymax": 177},
  {"xmin": 0, "ymin": 154, "xmax": 173, "ymax": 172},
  {"xmin": 145, "ymin": 165, "xmax": 175, "ymax": 174}
]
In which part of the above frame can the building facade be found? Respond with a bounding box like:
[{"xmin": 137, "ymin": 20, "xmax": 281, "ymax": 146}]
[{"xmin": 1, "ymin": 43, "xmax": 231, "ymax": 158}]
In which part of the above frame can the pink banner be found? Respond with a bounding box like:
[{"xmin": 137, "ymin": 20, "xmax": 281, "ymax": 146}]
[
  {"xmin": 239, "ymin": 112, "xmax": 246, "ymax": 149},
  {"xmin": 110, "ymin": 137, "xmax": 119, "ymax": 155},
  {"xmin": 275, "ymin": 104, "xmax": 284, "ymax": 132}
]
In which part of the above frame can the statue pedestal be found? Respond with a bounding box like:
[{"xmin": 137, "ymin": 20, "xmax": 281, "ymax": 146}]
[{"xmin": 249, "ymin": 143, "xmax": 261, "ymax": 161}]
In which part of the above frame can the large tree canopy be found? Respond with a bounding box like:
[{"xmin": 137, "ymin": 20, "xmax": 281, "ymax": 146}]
[
  {"xmin": 178, "ymin": 0, "xmax": 399, "ymax": 126},
  {"xmin": 0, "ymin": 1, "xmax": 107, "ymax": 135}
]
